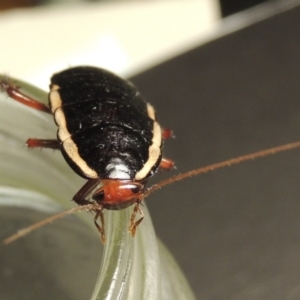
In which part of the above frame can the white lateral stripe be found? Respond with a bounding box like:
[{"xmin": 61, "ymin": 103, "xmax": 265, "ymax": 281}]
[
  {"xmin": 50, "ymin": 84, "xmax": 97, "ymax": 178},
  {"xmin": 50, "ymin": 85, "xmax": 70, "ymax": 141},
  {"xmin": 146, "ymin": 103, "xmax": 156, "ymax": 120},
  {"xmin": 55, "ymin": 108, "xmax": 71, "ymax": 141},
  {"xmin": 63, "ymin": 138, "xmax": 98, "ymax": 178},
  {"xmin": 49, "ymin": 85, "xmax": 61, "ymax": 113},
  {"xmin": 135, "ymin": 121, "xmax": 162, "ymax": 180},
  {"xmin": 152, "ymin": 120, "xmax": 163, "ymax": 148}
]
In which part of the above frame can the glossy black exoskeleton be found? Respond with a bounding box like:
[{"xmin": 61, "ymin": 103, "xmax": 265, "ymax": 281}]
[{"xmin": 1, "ymin": 66, "xmax": 174, "ymax": 241}]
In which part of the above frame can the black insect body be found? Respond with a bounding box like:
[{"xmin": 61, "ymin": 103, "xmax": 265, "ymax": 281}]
[
  {"xmin": 3, "ymin": 67, "xmax": 300, "ymax": 245},
  {"xmin": 1, "ymin": 66, "xmax": 174, "ymax": 242}
]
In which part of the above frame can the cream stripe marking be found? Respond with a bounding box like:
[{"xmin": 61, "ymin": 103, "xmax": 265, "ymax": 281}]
[
  {"xmin": 56, "ymin": 108, "xmax": 75, "ymax": 141},
  {"xmin": 135, "ymin": 103, "xmax": 162, "ymax": 180},
  {"xmin": 135, "ymin": 120, "xmax": 162, "ymax": 181},
  {"xmin": 146, "ymin": 103, "xmax": 156, "ymax": 120},
  {"xmin": 63, "ymin": 138, "xmax": 98, "ymax": 178},
  {"xmin": 50, "ymin": 85, "xmax": 98, "ymax": 179},
  {"xmin": 49, "ymin": 84, "xmax": 61, "ymax": 113}
]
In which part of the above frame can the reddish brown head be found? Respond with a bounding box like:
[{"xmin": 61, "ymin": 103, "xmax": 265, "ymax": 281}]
[{"xmin": 92, "ymin": 180, "xmax": 145, "ymax": 210}]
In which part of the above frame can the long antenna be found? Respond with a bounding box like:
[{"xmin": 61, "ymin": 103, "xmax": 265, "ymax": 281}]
[
  {"xmin": 142, "ymin": 140, "xmax": 300, "ymax": 199},
  {"xmin": 3, "ymin": 203, "xmax": 103, "ymax": 245},
  {"xmin": 4, "ymin": 140, "xmax": 300, "ymax": 245}
]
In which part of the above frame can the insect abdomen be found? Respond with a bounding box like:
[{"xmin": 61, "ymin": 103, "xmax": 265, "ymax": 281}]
[{"xmin": 49, "ymin": 66, "xmax": 163, "ymax": 181}]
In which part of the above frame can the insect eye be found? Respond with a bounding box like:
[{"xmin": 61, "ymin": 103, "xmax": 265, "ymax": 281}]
[
  {"xmin": 130, "ymin": 185, "xmax": 142, "ymax": 194},
  {"xmin": 92, "ymin": 190, "xmax": 104, "ymax": 202},
  {"xmin": 124, "ymin": 183, "xmax": 143, "ymax": 194}
]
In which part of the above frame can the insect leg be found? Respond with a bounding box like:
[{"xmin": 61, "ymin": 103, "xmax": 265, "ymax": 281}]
[
  {"xmin": 0, "ymin": 79, "xmax": 51, "ymax": 113},
  {"xmin": 159, "ymin": 157, "xmax": 175, "ymax": 170},
  {"xmin": 27, "ymin": 138, "xmax": 60, "ymax": 149},
  {"xmin": 94, "ymin": 209, "xmax": 106, "ymax": 243},
  {"xmin": 73, "ymin": 178, "xmax": 100, "ymax": 206},
  {"xmin": 129, "ymin": 202, "xmax": 144, "ymax": 237},
  {"xmin": 161, "ymin": 128, "xmax": 175, "ymax": 170},
  {"xmin": 73, "ymin": 178, "xmax": 106, "ymax": 242},
  {"xmin": 162, "ymin": 128, "xmax": 173, "ymax": 139}
]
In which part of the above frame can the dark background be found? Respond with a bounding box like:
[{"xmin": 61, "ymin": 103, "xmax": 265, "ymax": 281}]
[
  {"xmin": 220, "ymin": 0, "xmax": 268, "ymax": 17},
  {"xmin": 130, "ymin": 5, "xmax": 300, "ymax": 299}
]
